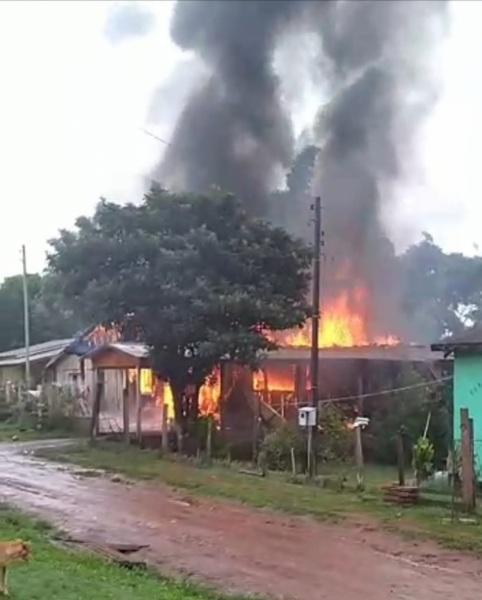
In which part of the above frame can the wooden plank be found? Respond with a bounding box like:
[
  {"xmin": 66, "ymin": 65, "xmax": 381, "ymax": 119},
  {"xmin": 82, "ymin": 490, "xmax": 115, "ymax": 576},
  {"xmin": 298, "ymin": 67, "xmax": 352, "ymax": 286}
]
[{"xmin": 90, "ymin": 370, "xmax": 102, "ymax": 442}]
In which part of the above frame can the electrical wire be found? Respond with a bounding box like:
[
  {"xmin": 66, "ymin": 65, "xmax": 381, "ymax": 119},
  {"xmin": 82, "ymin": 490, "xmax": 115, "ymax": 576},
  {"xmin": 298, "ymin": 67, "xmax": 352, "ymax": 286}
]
[{"xmin": 318, "ymin": 375, "xmax": 453, "ymax": 405}]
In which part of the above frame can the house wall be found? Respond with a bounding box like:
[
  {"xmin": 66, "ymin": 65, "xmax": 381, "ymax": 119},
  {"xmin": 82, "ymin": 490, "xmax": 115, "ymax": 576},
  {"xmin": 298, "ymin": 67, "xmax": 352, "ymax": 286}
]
[
  {"xmin": 453, "ymin": 352, "xmax": 482, "ymax": 476},
  {"xmin": 82, "ymin": 358, "xmax": 124, "ymax": 414},
  {"xmin": 92, "ymin": 350, "xmax": 140, "ymax": 370},
  {"xmin": 53, "ymin": 354, "xmax": 83, "ymax": 387},
  {"xmin": 0, "ymin": 360, "xmax": 49, "ymax": 387},
  {"xmin": 0, "ymin": 365, "xmax": 24, "ymax": 385}
]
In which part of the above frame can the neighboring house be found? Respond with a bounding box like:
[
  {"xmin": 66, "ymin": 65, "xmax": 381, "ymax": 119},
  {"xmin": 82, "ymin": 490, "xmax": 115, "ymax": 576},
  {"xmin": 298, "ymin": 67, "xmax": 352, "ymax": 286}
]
[
  {"xmin": 432, "ymin": 326, "xmax": 482, "ymax": 477},
  {"xmin": 0, "ymin": 339, "xmax": 74, "ymax": 386}
]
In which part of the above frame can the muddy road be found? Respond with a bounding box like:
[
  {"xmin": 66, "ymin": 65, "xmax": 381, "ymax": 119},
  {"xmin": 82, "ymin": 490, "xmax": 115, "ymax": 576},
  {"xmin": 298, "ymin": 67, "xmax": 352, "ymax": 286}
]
[{"xmin": 0, "ymin": 440, "xmax": 481, "ymax": 599}]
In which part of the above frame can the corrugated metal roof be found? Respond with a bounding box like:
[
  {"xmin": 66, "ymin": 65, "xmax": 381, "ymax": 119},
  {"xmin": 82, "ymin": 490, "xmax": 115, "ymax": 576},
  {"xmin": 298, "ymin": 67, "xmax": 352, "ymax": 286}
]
[
  {"xmin": 431, "ymin": 325, "xmax": 482, "ymax": 352},
  {"xmin": 84, "ymin": 342, "xmax": 149, "ymax": 360},
  {"xmin": 265, "ymin": 344, "xmax": 446, "ymax": 363},
  {"xmin": 111, "ymin": 342, "xmax": 150, "ymax": 358},
  {"xmin": 0, "ymin": 338, "xmax": 74, "ymax": 367}
]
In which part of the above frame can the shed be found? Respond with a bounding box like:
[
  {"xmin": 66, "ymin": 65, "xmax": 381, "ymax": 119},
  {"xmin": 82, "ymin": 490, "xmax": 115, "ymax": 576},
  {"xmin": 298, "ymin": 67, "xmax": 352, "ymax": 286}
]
[{"xmin": 84, "ymin": 342, "xmax": 168, "ymax": 439}]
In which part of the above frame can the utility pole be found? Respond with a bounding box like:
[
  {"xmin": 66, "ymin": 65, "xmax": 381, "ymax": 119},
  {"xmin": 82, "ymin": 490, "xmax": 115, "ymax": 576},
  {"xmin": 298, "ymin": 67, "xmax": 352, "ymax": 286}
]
[
  {"xmin": 21, "ymin": 245, "xmax": 31, "ymax": 390},
  {"xmin": 310, "ymin": 196, "xmax": 321, "ymax": 408},
  {"xmin": 308, "ymin": 196, "xmax": 322, "ymax": 477}
]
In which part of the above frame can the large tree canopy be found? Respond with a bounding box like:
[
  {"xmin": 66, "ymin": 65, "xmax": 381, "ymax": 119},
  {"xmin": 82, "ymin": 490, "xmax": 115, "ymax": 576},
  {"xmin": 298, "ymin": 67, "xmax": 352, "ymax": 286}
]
[
  {"xmin": 0, "ymin": 274, "xmax": 80, "ymax": 352},
  {"xmin": 47, "ymin": 187, "xmax": 312, "ymax": 426},
  {"xmin": 400, "ymin": 233, "xmax": 482, "ymax": 341}
]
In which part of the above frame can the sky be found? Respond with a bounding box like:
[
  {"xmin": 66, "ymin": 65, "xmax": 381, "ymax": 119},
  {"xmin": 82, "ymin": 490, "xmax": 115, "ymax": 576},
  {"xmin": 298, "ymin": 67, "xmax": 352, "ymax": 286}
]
[{"xmin": 0, "ymin": 0, "xmax": 482, "ymax": 280}]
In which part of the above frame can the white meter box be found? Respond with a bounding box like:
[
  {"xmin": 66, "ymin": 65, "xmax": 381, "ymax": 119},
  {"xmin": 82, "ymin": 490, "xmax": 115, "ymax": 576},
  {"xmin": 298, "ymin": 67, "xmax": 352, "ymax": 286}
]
[{"xmin": 298, "ymin": 406, "xmax": 317, "ymax": 427}]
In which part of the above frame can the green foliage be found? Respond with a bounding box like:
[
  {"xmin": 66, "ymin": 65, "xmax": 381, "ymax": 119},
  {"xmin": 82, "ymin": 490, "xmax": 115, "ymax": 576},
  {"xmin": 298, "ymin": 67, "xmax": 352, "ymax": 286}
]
[
  {"xmin": 47, "ymin": 187, "xmax": 312, "ymax": 425},
  {"xmin": 0, "ymin": 274, "xmax": 40, "ymax": 351},
  {"xmin": 259, "ymin": 405, "xmax": 353, "ymax": 472},
  {"xmin": 259, "ymin": 424, "xmax": 304, "ymax": 471},
  {"xmin": 0, "ymin": 273, "xmax": 82, "ymax": 352},
  {"xmin": 317, "ymin": 403, "xmax": 353, "ymax": 463},
  {"xmin": 412, "ymin": 436, "xmax": 435, "ymax": 484},
  {"xmin": 366, "ymin": 367, "xmax": 450, "ymax": 467},
  {"xmin": 400, "ymin": 233, "xmax": 482, "ymax": 341},
  {"xmin": 40, "ymin": 385, "xmax": 78, "ymax": 432}
]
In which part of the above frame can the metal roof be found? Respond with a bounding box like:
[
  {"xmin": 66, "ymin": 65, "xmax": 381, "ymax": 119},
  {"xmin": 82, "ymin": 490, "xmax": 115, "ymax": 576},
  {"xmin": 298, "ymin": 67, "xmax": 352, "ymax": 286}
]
[
  {"xmin": 84, "ymin": 342, "xmax": 150, "ymax": 360},
  {"xmin": 431, "ymin": 325, "xmax": 482, "ymax": 354},
  {"xmin": 0, "ymin": 338, "xmax": 74, "ymax": 367},
  {"xmin": 265, "ymin": 344, "xmax": 446, "ymax": 363}
]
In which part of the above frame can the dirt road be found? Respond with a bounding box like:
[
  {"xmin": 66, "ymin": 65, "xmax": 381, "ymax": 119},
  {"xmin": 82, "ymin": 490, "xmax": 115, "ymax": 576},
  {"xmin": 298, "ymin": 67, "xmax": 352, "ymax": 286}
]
[{"xmin": 0, "ymin": 440, "xmax": 481, "ymax": 599}]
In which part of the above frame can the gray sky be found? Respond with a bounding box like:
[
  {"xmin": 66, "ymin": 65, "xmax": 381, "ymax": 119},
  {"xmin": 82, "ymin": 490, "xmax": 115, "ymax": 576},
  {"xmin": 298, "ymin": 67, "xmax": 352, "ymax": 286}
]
[{"xmin": 0, "ymin": 0, "xmax": 481, "ymax": 280}]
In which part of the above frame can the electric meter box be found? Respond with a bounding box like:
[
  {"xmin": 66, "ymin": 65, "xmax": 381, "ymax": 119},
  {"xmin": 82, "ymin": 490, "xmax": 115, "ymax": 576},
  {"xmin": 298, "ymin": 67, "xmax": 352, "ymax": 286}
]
[{"xmin": 298, "ymin": 406, "xmax": 317, "ymax": 427}]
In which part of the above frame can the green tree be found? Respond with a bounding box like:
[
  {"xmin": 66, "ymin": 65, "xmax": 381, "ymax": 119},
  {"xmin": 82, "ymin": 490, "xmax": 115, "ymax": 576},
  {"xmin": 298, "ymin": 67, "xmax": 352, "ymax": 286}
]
[
  {"xmin": 47, "ymin": 187, "xmax": 312, "ymax": 431},
  {"xmin": 0, "ymin": 274, "xmax": 41, "ymax": 351},
  {"xmin": 400, "ymin": 233, "xmax": 482, "ymax": 341},
  {"xmin": 0, "ymin": 274, "xmax": 82, "ymax": 352}
]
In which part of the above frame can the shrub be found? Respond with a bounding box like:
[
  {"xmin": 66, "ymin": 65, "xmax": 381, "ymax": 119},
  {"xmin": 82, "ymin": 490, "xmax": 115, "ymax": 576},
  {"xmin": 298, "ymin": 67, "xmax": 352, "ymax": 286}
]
[
  {"xmin": 412, "ymin": 436, "xmax": 435, "ymax": 484},
  {"xmin": 259, "ymin": 424, "xmax": 304, "ymax": 471},
  {"xmin": 316, "ymin": 403, "xmax": 352, "ymax": 464}
]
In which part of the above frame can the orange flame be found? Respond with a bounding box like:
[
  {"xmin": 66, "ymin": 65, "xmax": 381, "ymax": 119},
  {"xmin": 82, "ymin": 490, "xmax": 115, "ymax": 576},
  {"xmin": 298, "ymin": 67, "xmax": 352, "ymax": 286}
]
[
  {"xmin": 272, "ymin": 290, "xmax": 399, "ymax": 348},
  {"xmin": 253, "ymin": 368, "xmax": 295, "ymax": 392}
]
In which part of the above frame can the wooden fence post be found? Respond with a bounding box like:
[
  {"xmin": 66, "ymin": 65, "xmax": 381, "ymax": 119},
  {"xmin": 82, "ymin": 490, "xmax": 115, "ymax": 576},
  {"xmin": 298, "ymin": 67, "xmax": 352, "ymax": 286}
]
[
  {"xmin": 206, "ymin": 416, "xmax": 213, "ymax": 461},
  {"xmin": 396, "ymin": 427, "xmax": 406, "ymax": 487},
  {"xmin": 252, "ymin": 393, "xmax": 261, "ymax": 466},
  {"xmin": 90, "ymin": 371, "xmax": 102, "ymax": 442},
  {"xmin": 460, "ymin": 408, "xmax": 476, "ymax": 512},
  {"xmin": 135, "ymin": 366, "xmax": 142, "ymax": 446},
  {"xmin": 123, "ymin": 370, "xmax": 130, "ymax": 446},
  {"xmin": 354, "ymin": 426, "xmax": 364, "ymax": 490},
  {"xmin": 355, "ymin": 375, "xmax": 365, "ymax": 490}
]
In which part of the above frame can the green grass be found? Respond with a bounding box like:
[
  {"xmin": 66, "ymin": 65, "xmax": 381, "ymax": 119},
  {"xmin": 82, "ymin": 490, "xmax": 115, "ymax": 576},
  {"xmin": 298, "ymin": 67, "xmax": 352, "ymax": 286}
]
[
  {"xmin": 37, "ymin": 440, "xmax": 482, "ymax": 555},
  {"xmin": 0, "ymin": 422, "xmax": 71, "ymax": 443},
  {"xmin": 0, "ymin": 504, "xmax": 251, "ymax": 599}
]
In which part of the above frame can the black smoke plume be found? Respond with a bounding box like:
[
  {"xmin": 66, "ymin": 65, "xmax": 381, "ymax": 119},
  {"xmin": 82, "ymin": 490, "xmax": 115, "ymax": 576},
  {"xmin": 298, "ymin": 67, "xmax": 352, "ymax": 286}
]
[
  {"xmin": 156, "ymin": 0, "xmax": 302, "ymax": 214},
  {"xmin": 154, "ymin": 0, "xmax": 447, "ymax": 340}
]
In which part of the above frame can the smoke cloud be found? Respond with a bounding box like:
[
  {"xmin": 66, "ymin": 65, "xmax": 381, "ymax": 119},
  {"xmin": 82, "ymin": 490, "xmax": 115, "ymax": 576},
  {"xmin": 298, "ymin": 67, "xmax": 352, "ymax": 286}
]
[
  {"xmin": 307, "ymin": 0, "xmax": 447, "ymax": 338},
  {"xmin": 156, "ymin": 0, "xmax": 301, "ymax": 214},
  {"xmin": 153, "ymin": 0, "xmax": 447, "ymax": 340}
]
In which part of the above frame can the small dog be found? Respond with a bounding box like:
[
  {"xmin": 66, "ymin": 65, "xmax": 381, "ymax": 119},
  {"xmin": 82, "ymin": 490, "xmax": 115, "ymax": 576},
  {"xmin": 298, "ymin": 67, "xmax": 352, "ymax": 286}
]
[{"xmin": 0, "ymin": 540, "xmax": 30, "ymax": 596}]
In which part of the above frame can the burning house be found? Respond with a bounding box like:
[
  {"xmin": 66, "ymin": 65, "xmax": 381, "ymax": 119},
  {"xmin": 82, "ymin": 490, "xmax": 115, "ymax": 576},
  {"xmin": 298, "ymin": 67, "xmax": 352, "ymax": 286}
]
[
  {"xmin": 133, "ymin": 0, "xmax": 449, "ymax": 448},
  {"xmin": 38, "ymin": 1, "xmax": 449, "ymax": 446}
]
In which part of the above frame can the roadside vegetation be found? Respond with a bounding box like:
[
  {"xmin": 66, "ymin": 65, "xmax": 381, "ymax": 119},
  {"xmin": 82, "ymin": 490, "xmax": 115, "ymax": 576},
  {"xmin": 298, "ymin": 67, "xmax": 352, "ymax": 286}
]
[
  {"xmin": 37, "ymin": 440, "xmax": 482, "ymax": 556},
  {"xmin": 0, "ymin": 504, "xmax": 251, "ymax": 600},
  {"xmin": 0, "ymin": 423, "xmax": 71, "ymax": 443}
]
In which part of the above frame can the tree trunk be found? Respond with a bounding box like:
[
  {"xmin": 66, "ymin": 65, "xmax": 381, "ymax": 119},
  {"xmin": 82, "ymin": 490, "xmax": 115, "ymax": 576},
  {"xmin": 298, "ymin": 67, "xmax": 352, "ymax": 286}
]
[
  {"xmin": 170, "ymin": 382, "xmax": 187, "ymax": 452},
  {"xmin": 169, "ymin": 378, "xmax": 203, "ymax": 454}
]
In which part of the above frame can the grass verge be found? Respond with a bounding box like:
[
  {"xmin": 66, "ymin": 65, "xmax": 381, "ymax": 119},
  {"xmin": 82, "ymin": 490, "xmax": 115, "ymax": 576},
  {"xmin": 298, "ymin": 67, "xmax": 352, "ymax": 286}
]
[
  {"xmin": 0, "ymin": 422, "xmax": 72, "ymax": 443},
  {"xmin": 38, "ymin": 440, "xmax": 482, "ymax": 556},
  {"xmin": 0, "ymin": 504, "xmax": 251, "ymax": 599}
]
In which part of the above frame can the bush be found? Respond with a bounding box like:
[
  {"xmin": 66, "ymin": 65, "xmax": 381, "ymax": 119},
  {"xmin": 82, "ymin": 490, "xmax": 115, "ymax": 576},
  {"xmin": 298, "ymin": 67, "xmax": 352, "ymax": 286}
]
[
  {"xmin": 316, "ymin": 403, "xmax": 352, "ymax": 464},
  {"xmin": 259, "ymin": 424, "xmax": 304, "ymax": 471},
  {"xmin": 412, "ymin": 436, "xmax": 435, "ymax": 484},
  {"xmin": 365, "ymin": 367, "xmax": 450, "ymax": 467}
]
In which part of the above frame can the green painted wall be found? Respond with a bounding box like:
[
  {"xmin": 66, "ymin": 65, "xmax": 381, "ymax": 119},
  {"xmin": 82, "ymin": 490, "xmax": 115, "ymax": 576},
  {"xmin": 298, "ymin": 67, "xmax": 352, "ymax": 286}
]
[{"xmin": 454, "ymin": 352, "xmax": 482, "ymax": 477}]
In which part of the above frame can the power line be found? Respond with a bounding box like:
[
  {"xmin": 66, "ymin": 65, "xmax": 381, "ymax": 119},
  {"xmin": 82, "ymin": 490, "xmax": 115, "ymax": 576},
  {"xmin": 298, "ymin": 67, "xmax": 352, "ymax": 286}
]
[{"xmin": 318, "ymin": 376, "xmax": 453, "ymax": 405}]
